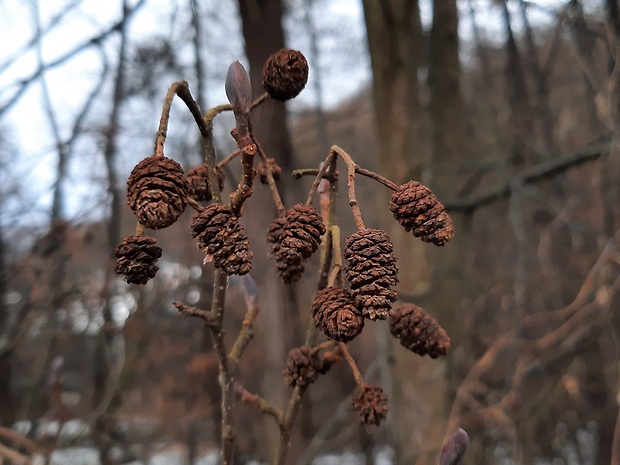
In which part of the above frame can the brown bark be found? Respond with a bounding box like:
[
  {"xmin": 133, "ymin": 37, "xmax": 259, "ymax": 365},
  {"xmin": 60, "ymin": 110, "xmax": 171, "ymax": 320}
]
[
  {"xmin": 362, "ymin": 0, "xmax": 422, "ymax": 183},
  {"xmin": 426, "ymin": 0, "xmax": 470, "ymax": 327},
  {"xmin": 425, "ymin": 4, "xmax": 473, "ymax": 460},
  {"xmin": 361, "ymin": 2, "xmax": 426, "ymax": 463}
]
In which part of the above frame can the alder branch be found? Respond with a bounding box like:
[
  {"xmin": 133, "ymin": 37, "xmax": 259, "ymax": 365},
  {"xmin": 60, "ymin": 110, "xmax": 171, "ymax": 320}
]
[{"xmin": 444, "ymin": 137, "xmax": 612, "ymax": 212}]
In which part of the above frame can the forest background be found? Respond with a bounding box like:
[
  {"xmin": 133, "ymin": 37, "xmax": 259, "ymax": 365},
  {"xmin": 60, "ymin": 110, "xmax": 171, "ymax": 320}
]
[{"xmin": 1, "ymin": 0, "xmax": 620, "ymax": 464}]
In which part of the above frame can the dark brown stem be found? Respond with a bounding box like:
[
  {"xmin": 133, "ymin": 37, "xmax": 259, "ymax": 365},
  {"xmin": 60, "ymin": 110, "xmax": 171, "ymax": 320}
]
[
  {"xmin": 276, "ymin": 385, "xmax": 307, "ymax": 465},
  {"xmin": 173, "ymin": 302, "xmax": 217, "ymax": 326},
  {"xmin": 187, "ymin": 197, "xmax": 206, "ymax": 212},
  {"xmin": 326, "ymin": 226, "xmax": 343, "ymax": 288},
  {"xmin": 174, "ymin": 82, "xmax": 221, "ymax": 202},
  {"xmin": 255, "ymin": 139, "xmax": 286, "ymax": 212},
  {"xmin": 153, "ymin": 82, "xmax": 183, "ymax": 158},
  {"xmin": 209, "ymin": 269, "xmax": 234, "ymax": 465},
  {"xmin": 339, "ymin": 342, "xmax": 365, "ymax": 387},
  {"xmin": 331, "ymin": 146, "xmax": 366, "ymax": 230},
  {"xmin": 309, "ymin": 339, "xmax": 337, "ymax": 356},
  {"xmin": 217, "ymin": 149, "xmax": 241, "ymax": 169},
  {"xmin": 355, "ymin": 166, "xmax": 399, "ymax": 191},
  {"xmin": 229, "ymin": 127, "xmax": 257, "ymax": 216},
  {"xmin": 305, "ymin": 151, "xmax": 337, "ymax": 205}
]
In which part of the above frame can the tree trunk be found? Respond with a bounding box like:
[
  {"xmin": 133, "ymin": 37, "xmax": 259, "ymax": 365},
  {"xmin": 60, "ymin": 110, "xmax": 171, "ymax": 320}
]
[
  {"xmin": 362, "ymin": 2, "xmax": 427, "ymax": 463},
  {"xmin": 362, "ymin": 0, "xmax": 422, "ymax": 183},
  {"xmin": 426, "ymin": 1, "xmax": 472, "ymax": 458}
]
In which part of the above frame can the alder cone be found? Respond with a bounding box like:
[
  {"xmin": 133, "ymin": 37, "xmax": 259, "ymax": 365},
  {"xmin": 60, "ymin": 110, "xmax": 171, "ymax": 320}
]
[
  {"xmin": 191, "ymin": 204, "xmax": 252, "ymax": 275},
  {"xmin": 389, "ymin": 180, "xmax": 454, "ymax": 246},
  {"xmin": 351, "ymin": 385, "xmax": 388, "ymax": 426},
  {"xmin": 267, "ymin": 204, "xmax": 326, "ymax": 284},
  {"xmin": 262, "ymin": 49, "xmax": 309, "ymax": 101},
  {"xmin": 344, "ymin": 229, "xmax": 398, "ymax": 320},
  {"xmin": 311, "ymin": 287, "xmax": 364, "ymax": 342},
  {"xmin": 186, "ymin": 164, "xmax": 225, "ymax": 202},
  {"xmin": 283, "ymin": 346, "xmax": 334, "ymax": 388},
  {"xmin": 114, "ymin": 235, "xmax": 162, "ymax": 285},
  {"xmin": 127, "ymin": 155, "xmax": 189, "ymax": 229},
  {"xmin": 389, "ymin": 303, "xmax": 450, "ymax": 358}
]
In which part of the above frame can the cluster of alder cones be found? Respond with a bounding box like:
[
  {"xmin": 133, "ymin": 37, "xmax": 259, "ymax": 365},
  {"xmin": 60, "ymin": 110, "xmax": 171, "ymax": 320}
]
[
  {"xmin": 114, "ymin": 48, "xmax": 309, "ymax": 284},
  {"xmin": 278, "ymin": 183, "xmax": 453, "ymax": 425},
  {"xmin": 114, "ymin": 48, "xmax": 454, "ymax": 428}
]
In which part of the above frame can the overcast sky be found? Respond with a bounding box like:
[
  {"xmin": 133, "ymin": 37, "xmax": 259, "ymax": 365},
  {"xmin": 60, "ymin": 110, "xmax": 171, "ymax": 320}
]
[{"xmin": 0, "ymin": 0, "xmax": 579, "ymax": 232}]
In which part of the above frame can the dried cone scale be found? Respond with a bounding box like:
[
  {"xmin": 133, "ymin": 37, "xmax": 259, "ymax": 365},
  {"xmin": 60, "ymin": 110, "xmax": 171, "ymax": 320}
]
[
  {"xmin": 389, "ymin": 303, "xmax": 450, "ymax": 358},
  {"xmin": 114, "ymin": 235, "xmax": 162, "ymax": 284},
  {"xmin": 389, "ymin": 180, "xmax": 454, "ymax": 246},
  {"xmin": 311, "ymin": 287, "xmax": 364, "ymax": 342},
  {"xmin": 186, "ymin": 164, "xmax": 225, "ymax": 202},
  {"xmin": 351, "ymin": 385, "xmax": 388, "ymax": 426},
  {"xmin": 344, "ymin": 229, "xmax": 398, "ymax": 320},
  {"xmin": 267, "ymin": 204, "xmax": 326, "ymax": 284},
  {"xmin": 127, "ymin": 155, "xmax": 190, "ymax": 230},
  {"xmin": 262, "ymin": 49, "xmax": 309, "ymax": 101},
  {"xmin": 191, "ymin": 203, "xmax": 252, "ymax": 275}
]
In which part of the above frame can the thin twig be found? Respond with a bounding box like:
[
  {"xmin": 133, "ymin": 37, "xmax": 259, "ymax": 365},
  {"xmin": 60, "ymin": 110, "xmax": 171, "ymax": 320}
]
[
  {"xmin": 339, "ymin": 342, "xmax": 365, "ymax": 387},
  {"xmin": 256, "ymin": 139, "xmax": 286, "ymax": 212},
  {"xmin": 330, "ymin": 146, "xmax": 366, "ymax": 230},
  {"xmin": 355, "ymin": 166, "xmax": 399, "ymax": 191},
  {"xmin": 305, "ymin": 152, "xmax": 337, "ymax": 206},
  {"xmin": 174, "ymin": 82, "xmax": 221, "ymax": 202},
  {"xmin": 209, "ymin": 269, "xmax": 234, "ymax": 465},
  {"xmin": 173, "ymin": 302, "xmax": 217, "ymax": 326},
  {"xmin": 153, "ymin": 82, "xmax": 183, "ymax": 158},
  {"xmin": 217, "ymin": 149, "xmax": 241, "ymax": 169},
  {"xmin": 228, "ymin": 302, "xmax": 260, "ymax": 370},
  {"xmin": 203, "ymin": 93, "xmax": 270, "ymax": 123},
  {"xmin": 235, "ymin": 383, "xmax": 284, "ymax": 424}
]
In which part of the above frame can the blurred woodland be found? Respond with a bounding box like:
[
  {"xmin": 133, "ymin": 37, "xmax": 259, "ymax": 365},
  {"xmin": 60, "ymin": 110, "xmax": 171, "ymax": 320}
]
[{"xmin": 1, "ymin": 0, "xmax": 620, "ymax": 464}]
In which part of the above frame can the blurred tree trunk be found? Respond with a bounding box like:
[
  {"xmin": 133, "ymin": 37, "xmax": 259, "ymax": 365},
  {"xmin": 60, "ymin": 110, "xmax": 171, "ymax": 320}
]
[
  {"xmin": 237, "ymin": 0, "xmax": 293, "ymax": 172},
  {"xmin": 236, "ymin": 0, "xmax": 309, "ymax": 458},
  {"xmin": 361, "ymin": 2, "xmax": 426, "ymax": 464},
  {"xmin": 426, "ymin": 0, "xmax": 469, "ymax": 345},
  {"xmin": 93, "ymin": 2, "xmax": 130, "ymax": 463},
  {"xmin": 426, "ymin": 2, "xmax": 474, "ymax": 461},
  {"xmin": 362, "ymin": 0, "xmax": 422, "ymax": 183}
]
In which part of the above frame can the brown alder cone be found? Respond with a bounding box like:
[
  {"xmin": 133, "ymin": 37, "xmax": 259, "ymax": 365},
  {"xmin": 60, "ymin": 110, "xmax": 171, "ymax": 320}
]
[
  {"xmin": 256, "ymin": 158, "xmax": 282, "ymax": 184},
  {"xmin": 311, "ymin": 287, "xmax": 364, "ymax": 342},
  {"xmin": 283, "ymin": 346, "xmax": 335, "ymax": 388},
  {"xmin": 266, "ymin": 204, "xmax": 326, "ymax": 284},
  {"xmin": 389, "ymin": 180, "xmax": 454, "ymax": 246},
  {"xmin": 389, "ymin": 303, "xmax": 450, "ymax": 358},
  {"xmin": 351, "ymin": 385, "xmax": 388, "ymax": 426},
  {"xmin": 344, "ymin": 229, "xmax": 398, "ymax": 320},
  {"xmin": 127, "ymin": 155, "xmax": 190, "ymax": 229},
  {"xmin": 114, "ymin": 235, "xmax": 162, "ymax": 285},
  {"xmin": 186, "ymin": 164, "xmax": 225, "ymax": 202},
  {"xmin": 191, "ymin": 204, "xmax": 252, "ymax": 275},
  {"xmin": 262, "ymin": 49, "xmax": 309, "ymax": 101}
]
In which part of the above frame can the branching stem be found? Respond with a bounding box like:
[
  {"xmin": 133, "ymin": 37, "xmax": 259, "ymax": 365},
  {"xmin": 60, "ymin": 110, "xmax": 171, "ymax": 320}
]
[{"xmin": 339, "ymin": 342, "xmax": 365, "ymax": 387}]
